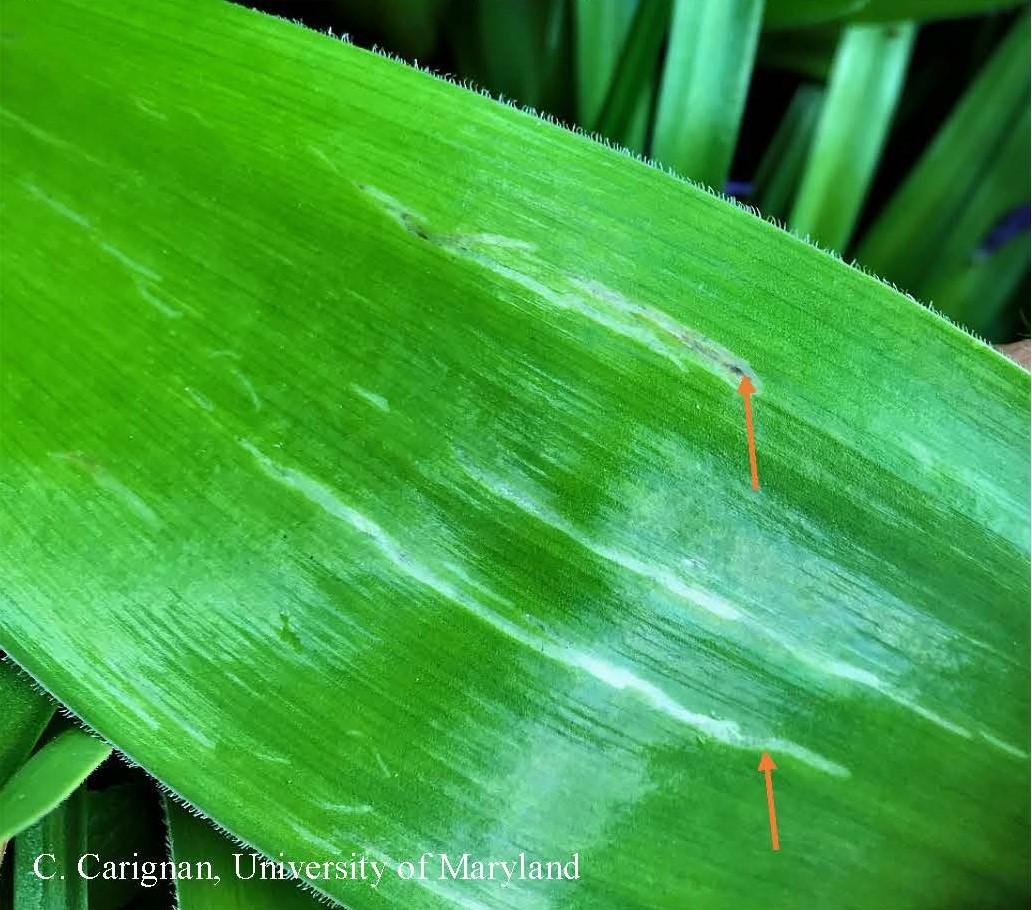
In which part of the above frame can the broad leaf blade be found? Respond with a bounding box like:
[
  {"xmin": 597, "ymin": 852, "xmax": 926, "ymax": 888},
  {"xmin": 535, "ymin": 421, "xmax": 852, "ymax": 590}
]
[{"xmin": 0, "ymin": 2, "xmax": 1028, "ymax": 909}]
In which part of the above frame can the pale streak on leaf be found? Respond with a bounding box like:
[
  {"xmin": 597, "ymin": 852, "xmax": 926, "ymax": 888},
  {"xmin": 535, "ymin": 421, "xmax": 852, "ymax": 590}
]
[
  {"xmin": 240, "ymin": 439, "xmax": 848, "ymax": 778},
  {"xmin": 98, "ymin": 241, "xmax": 162, "ymax": 282},
  {"xmin": 350, "ymin": 384, "xmax": 390, "ymax": 413},
  {"xmin": 235, "ymin": 371, "xmax": 263, "ymax": 411},
  {"xmin": 21, "ymin": 181, "xmax": 91, "ymax": 228},
  {"xmin": 137, "ymin": 281, "xmax": 183, "ymax": 319},
  {"xmin": 185, "ymin": 388, "xmax": 215, "ymax": 412},
  {"xmin": 356, "ymin": 182, "xmax": 757, "ymax": 390},
  {"xmin": 460, "ymin": 451, "xmax": 1020, "ymax": 752}
]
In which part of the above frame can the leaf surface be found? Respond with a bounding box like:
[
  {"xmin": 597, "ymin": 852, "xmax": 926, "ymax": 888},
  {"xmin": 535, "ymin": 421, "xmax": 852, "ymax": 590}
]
[
  {"xmin": 855, "ymin": 18, "xmax": 1030, "ymax": 327},
  {"xmin": 0, "ymin": 729, "xmax": 111, "ymax": 842},
  {"xmin": 651, "ymin": 0, "xmax": 764, "ymax": 188},
  {"xmin": 0, "ymin": 661, "xmax": 55, "ymax": 789},
  {"xmin": 167, "ymin": 801, "xmax": 320, "ymax": 910},
  {"xmin": 789, "ymin": 22, "xmax": 914, "ymax": 250},
  {"xmin": 13, "ymin": 787, "xmax": 89, "ymax": 910},
  {"xmin": 0, "ymin": 1, "xmax": 1028, "ymax": 909}
]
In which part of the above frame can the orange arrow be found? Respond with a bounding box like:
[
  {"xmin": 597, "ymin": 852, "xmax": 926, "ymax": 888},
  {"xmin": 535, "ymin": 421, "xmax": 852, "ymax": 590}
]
[
  {"xmin": 758, "ymin": 751, "xmax": 779, "ymax": 850},
  {"xmin": 737, "ymin": 376, "xmax": 760, "ymax": 490}
]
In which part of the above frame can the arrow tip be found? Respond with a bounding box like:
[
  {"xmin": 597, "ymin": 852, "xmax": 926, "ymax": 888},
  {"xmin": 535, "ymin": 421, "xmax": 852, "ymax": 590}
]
[
  {"xmin": 757, "ymin": 751, "xmax": 776, "ymax": 772},
  {"xmin": 737, "ymin": 375, "xmax": 756, "ymax": 396}
]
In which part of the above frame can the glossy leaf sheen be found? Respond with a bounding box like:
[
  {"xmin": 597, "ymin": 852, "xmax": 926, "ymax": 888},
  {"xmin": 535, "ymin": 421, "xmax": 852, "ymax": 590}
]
[{"xmin": 0, "ymin": 1, "xmax": 1028, "ymax": 908}]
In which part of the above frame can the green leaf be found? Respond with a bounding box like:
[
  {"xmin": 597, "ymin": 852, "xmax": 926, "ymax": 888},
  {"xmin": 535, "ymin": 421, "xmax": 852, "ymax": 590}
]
[
  {"xmin": 469, "ymin": 0, "xmax": 568, "ymax": 113},
  {"xmin": 765, "ymin": 0, "xmax": 1021, "ymax": 28},
  {"xmin": 0, "ymin": 661, "xmax": 55, "ymax": 789},
  {"xmin": 789, "ymin": 22, "xmax": 914, "ymax": 250},
  {"xmin": 651, "ymin": 0, "xmax": 764, "ymax": 189},
  {"xmin": 574, "ymin": 0, "xmax": 638, "ymax": 125},
  {"xmin": 0, "ymin": 729, "xmax": 111, "ymax": 842},
  {"xmin": 923, "ymin": 231, "xmax": 1031, "ymax": 338},
  {"xmin": 13, "ymin": 786, "xmax": 89, "ymax": 910},
  {"xmin": 855, "ymin": 18, "xmax": 1030, "ymax": 324},
  {"xmin": 574, "ymin": 0, "xmax": 653, "ymax": 151},
  {"xmin": 0, "ymin": 1, "xmax": 1028, "ymax": 909},
  {"xmin": 753, "ymin": 83, "xmax": 824, "ymax": 221},
  {"xmin": 592, "ymin": 0, "xmax": 671, "ymax": 142},
  {"xmin": 167, "ymin": 801, "xmax": 319, "ymax": 910}
]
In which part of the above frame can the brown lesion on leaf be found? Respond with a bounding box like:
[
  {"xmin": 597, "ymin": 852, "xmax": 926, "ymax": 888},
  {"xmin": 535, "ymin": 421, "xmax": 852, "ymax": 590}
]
[
  {"xmin": 399, "ymin": 211, "xmax": 431, "ymax": 241},
  {"xmin": 356, "ymin": 181, "xmax": 758, "ymax": 391}
]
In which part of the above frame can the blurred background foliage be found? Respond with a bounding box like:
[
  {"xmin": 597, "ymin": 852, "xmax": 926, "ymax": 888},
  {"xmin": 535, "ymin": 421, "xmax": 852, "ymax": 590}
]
[{"xmin": 235, "ymin": 0, "xmax": 1029, "ymax": 343}]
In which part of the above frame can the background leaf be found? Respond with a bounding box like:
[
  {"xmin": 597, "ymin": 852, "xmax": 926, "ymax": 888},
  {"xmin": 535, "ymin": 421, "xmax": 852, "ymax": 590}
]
[
  {"xmin": 764, "ymin": 0, "xmax": 1022, "ymax": 28},
  {"xmin": 855, "ymin": 18, "xmax": 1030, "ymax": 332},
  {"xmin": 752, "ymin": 83, "xmax": 824, "ymax": 221},
  {"xmin": 87, "ymin": 779, "xmax": 172, "ymax": 910},
  {"xmin": 574, "ymin": 0, "xmax": 653, "ymax": 151},
  {"xmin": 0, "ymin": 728, "xmax": 111, "ymax": 842},
  {"xmin": 592, "ymin": 0, "xmax": 671, "ymax": 142},
  {"xmin": 167, "ymin": 801, "xmax": 320, "ymax": 910},
  {"xmin": 789, "ymin": 22, "xmax": 915, "ymax": 250},
  {"xmin": 13, "ymin": 786, "xmax": 89, "ymax": 910},
  {"xmin": 651, "ymin": 0, "xmax": 764, "ymax": 189},
  {"xmin": 0, "ymin": 661, "xmax": 55, "ymax": 789}
]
